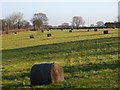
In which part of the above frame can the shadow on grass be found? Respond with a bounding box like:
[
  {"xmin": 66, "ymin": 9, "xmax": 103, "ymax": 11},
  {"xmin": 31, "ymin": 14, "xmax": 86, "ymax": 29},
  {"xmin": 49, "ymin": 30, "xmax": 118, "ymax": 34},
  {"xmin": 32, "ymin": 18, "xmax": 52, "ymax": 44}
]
[
  {"xmin": 2, "ymin": 37, "xmax": 119, "ymax": 61},
  {"xmin": 64, "ymin": 61, "xmax": 119, "ymax": 74}
]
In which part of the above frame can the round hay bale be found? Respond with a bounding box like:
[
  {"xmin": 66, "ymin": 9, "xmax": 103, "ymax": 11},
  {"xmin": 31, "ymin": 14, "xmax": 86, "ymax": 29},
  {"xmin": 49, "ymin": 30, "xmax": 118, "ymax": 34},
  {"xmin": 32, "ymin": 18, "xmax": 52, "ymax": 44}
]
[
  {"xmin": 29, "ymin": 35, "xmax": 34, "ymax": 39},
  {"xmin": 104, "ymin": 30, "xmax": 108, "ymax": 34},
  {"xmin": 69, "ymin": 30, "xmax": 72, "ymax": 32},
  {"xmin": 6, "ymin": 31, "xmax": 9, "ymax": 34},
  {"xmin": 30, "ymin": 63, "xmax": 64, "ymax": 86},
  {"xmin": 47, "ymin": 33, "xmax": 52, "ymax": 37},
  {"xmin": 14, "ymin": 32, "xmax": 17, "ymax": 34},
  {"xmin": 41, "ymin": 30, "xmax": 44, "ymax": 33},
  {"xmin": 87, "ymin": 29, "xmax": 90, "ymax": 32},
  {"xmin": 94, "ymin": 29, "xmax": 98, "ymax": 31}
]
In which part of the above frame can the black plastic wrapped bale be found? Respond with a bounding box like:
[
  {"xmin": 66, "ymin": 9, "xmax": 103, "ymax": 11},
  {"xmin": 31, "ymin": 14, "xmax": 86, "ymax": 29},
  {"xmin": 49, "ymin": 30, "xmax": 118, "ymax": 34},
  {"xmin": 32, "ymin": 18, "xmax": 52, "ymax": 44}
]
[
  {"xmin": 14, "ymin": 32, "xmax": 17, "ymax": 34},
  {"xmin": 30, "ymin": 63, "xmax": 64, "ymax": 86},
  {"xmin": 104, "ymin": 30, "xmax": 108, "ymax": 34},
  {"xmin": 41, "ymin": 30, "xmax": 44, "ymax": 33},
  {"xmin": 29, "ymin": 35, "xmax": 34, "ymax": 39},
  {"xmin": 47, "ymin": 33, "xmax": 52, "ymax": 37},
  {"xmin": 6, "ymin": 31, "xmax": 9, "ymax": 34},
  {"xmin": 69, "ymin": 30, "xmax": 72, "ymax": 32},
  {"xmin": 94, "ymin": 29, "xmax": 98, "ymax": 31}
]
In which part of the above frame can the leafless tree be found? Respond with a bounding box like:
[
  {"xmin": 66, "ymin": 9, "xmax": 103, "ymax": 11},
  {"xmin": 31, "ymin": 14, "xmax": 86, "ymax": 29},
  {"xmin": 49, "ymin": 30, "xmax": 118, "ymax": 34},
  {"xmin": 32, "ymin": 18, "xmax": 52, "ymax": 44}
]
[
  {"xmin": 5, "ymin": 12, "xmax": 23, "ymax": 29},
  {"xmin": 71, "ymin": 16, "xmax": 85, "ymax": 28},
  {"xmin": 118, "ymin": 1, "xmax": 120, "ymax": 22},
  {"xmin": 61, "ymin": 23, "xmax": 71, "ymax": 29},
  {"xmin": 21, "ymin": 20, "xmax": 31, "ymax": 29},
  {"xmin": 62, "ymin": 23, "xmax": 69, "ymax": 26},
  {"xmin": 118, "ymin": 16, "xmax": 120, "ymax": 22},
  {"xmin": 31, "ymin": 12, "xmax": 48, "ymax": 30},
  {"xmin": 96, "ymin": 21, "xmax": 104, "ymax": 27},
  {"xmin": 1, "ymin": 19, "xmax": 7, "ymax": 31}
]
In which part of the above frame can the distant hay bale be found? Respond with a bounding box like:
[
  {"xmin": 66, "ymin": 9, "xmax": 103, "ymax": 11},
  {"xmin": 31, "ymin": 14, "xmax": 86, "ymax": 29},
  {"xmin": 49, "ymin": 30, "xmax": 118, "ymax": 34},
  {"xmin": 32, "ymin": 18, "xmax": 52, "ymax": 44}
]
[
  {"xmin": 6, "ymin": 31, "xmax": 9, "ymax": 34},
  {"xmin": 47, "ymin": 33, "xmax": 52, "ymax": 37},
  {"xmin": 29, "ymin": 35, "xmax": 34, "ymax": 39},
  {"xmin": 94, "ymin": 29, "xmax": 98, "ymax": 31},
  {"xmin": 30, "ymin": 63, "xmax": 64, "ymax": 86},
  {"xmin": 41, "ymin": 30, "xmax": 44, "ymax": 33},
  {"xmin": 104, "ymin": 30, "xmax": 108, "ymax": 34},
  {"xmin": 14, "ymin": 32, "xmax": 17, "ymax": 34},
  {"xmin": 69, "ymin": 30, "xmax": 72, "ymax": 32},
  {"xmin": 88, "ymin": 29, "xmax": 90, "ymax": 32}
]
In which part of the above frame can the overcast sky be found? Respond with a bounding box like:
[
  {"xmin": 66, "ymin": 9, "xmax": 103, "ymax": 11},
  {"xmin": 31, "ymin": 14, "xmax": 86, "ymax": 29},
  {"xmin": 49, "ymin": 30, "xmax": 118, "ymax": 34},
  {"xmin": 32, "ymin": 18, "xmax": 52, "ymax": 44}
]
[{"xmin": 1, "ymin": 0, "xmax": 119, "ymax": 26}]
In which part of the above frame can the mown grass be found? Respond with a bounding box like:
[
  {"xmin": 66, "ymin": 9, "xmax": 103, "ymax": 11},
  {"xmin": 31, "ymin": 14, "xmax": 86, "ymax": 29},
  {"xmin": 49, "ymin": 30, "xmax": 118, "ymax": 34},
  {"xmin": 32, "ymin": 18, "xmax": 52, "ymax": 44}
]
[
  {"xmin": 1, "ymin": 28, "xmax": 119, "ymax": 89},
  {"xmin": 2, "ymin": 29, "xmax": 118, "ymax": 50}
]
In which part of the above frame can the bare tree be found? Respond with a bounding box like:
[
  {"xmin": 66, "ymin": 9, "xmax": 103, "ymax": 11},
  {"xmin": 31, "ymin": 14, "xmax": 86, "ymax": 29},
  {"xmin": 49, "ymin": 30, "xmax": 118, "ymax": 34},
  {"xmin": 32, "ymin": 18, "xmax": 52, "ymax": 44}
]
[
  {"xmin": 118, "ymin": 16, "xmax": 120, "ymax": 22},
  {"xmin": 5, "ymin": 12, "xmax": 23, "ymax": 29},
  {"xmin": 118, "ymin": 1, "xmax": 120, "ymax": 22},
  {"xmin": 1, "ymin": 19, "xmax": 7, "ymax": 31},
  {"xmin": 31, "ymin": 13, "xmax": 48, "ymax": 31},
  {"xmin": 61, "ymin": 23, "xmax": 70, "ymax": 29},
  {"xmin": 62, "ymin": 23, "xmax": 69, "ymax": 26},
  {"xmin": 96, "ymin": 21, "xmax": 104, "ymax": 27},
  {"xmin": 21, "ymin": 20, "xmax": 30, "ymax": 29},
  {"xmin": 16, "ymin": 20, "xmax": 30, "ymax": 29},
  {"xmin": 71, "ymin": 16, "xmax": 85, "ymax": 28}
]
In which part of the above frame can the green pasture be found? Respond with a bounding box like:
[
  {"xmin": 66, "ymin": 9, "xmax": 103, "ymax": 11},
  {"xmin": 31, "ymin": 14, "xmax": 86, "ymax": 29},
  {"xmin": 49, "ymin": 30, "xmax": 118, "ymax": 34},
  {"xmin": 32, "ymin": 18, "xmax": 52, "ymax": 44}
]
[{"xmin": 1, "ymin": 28, "xmax": 119, "ymax": 89}]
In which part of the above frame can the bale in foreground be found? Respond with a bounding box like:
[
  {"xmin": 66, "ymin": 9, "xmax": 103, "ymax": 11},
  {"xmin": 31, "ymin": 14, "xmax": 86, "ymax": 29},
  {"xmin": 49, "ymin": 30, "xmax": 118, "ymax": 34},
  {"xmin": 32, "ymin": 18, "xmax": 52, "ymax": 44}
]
[{"xmin": 30, "ymin": 63, "xmax": 64, "ymax": 86}]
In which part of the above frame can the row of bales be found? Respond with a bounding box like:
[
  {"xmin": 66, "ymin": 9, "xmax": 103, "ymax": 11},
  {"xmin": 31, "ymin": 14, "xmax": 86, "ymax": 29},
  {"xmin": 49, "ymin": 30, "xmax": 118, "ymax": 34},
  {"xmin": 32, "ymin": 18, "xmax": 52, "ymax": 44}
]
[
  {"xmin": 58, "ymin": 28, "xmax": 109, "ymax": 34},
  {"xmin": 87, "ymin": 29, "xmax": 108, "ymax": 34},
  {"xmin": 29, "ymin": 28, "xmax": 109, "ymax": 39},
  {"xmin": 2, "ymin": 26, "xmax": 116, "ymax": 35},
  {"xmin": 3, "ymin": 28, "xmax": 109, "ymax": 39}
]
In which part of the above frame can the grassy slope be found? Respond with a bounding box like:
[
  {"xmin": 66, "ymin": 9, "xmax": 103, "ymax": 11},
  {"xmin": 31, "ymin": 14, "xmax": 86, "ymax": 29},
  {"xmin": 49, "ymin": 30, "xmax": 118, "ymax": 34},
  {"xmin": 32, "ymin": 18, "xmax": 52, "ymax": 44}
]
[{"xmin": 1, "ymin": 29, "xmax": 119, "ymax": 89}]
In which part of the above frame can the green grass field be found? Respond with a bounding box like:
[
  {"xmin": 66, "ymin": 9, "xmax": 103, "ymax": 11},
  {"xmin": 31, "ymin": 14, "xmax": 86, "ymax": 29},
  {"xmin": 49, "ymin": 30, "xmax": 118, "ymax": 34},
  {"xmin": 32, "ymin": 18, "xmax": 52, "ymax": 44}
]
[{"xmin": 1, "ymin": 29, "xmax": 119, "ymax": 89}]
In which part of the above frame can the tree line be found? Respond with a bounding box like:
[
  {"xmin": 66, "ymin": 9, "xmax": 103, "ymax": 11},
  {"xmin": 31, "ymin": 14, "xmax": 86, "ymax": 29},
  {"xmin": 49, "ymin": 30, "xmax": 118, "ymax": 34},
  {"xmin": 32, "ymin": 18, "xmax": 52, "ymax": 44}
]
[{"xmin": 0, "ymin": 12, "xmax": 120, "ymax": 32}]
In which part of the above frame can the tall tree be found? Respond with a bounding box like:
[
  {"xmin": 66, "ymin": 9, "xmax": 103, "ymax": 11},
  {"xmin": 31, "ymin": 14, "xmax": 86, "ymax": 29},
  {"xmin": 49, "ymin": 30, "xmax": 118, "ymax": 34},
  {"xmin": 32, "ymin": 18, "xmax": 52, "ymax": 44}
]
[
  {"xmin": 118, "ymin": 16, "xmax": 120, "ymax": 22},
  {"xmin": 96, "ymin": 21, "xmax": 104, "ymax": 27},
  {"xmin": 5, "ymin": 12, "xmax": 23, "ymax": 29},
  {"xmin": 71, "ymin": 16, "xmax": 85, "ymax": 28},
  {"xmin": 31, "ymin": 13, "xmax": 48, "ymax": 30},
  {"xmin": 1, "ymin": 19, "xmax": 7, "ymax": 31},
  {"xmin": 118, "ymin": 1, "xmax": 120, "ymax": 22}
]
